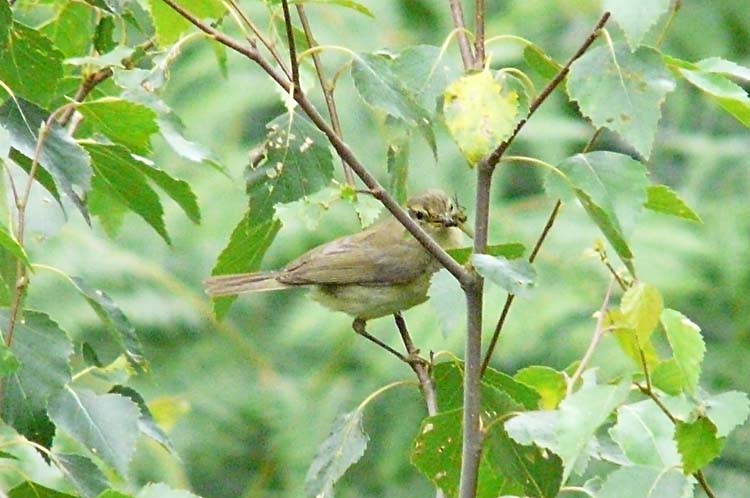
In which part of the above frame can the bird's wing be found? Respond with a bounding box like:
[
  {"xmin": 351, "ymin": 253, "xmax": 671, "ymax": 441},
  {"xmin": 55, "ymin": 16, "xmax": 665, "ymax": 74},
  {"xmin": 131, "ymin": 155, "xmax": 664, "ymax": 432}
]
[{"xmin": 278, "ymin": 220, "xmax": 432, "ymax": 285}]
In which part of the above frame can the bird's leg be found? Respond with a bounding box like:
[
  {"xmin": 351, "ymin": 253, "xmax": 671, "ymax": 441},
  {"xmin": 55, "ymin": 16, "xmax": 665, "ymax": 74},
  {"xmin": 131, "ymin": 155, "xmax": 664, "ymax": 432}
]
[
  {"xmin": 393, "ymin": 312, "xmax": 428, "ymax": 367},
  {"xmin": 352, "ymin": 318, "xmax": 410, "ymax": 363}
]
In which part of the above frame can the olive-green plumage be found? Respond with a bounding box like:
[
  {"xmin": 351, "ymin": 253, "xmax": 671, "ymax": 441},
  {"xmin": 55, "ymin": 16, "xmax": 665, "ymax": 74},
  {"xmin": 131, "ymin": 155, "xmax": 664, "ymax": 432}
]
[{"xmin": 204, "ymin": 189, "xmax": 470, "ymax": 321}]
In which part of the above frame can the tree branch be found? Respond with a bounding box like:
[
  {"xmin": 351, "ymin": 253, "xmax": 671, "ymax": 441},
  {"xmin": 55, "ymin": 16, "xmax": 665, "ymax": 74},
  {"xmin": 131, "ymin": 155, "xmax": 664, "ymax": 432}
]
[
  {"xmin": 295, "ymin": 5, "xmax": 355, "ymax": 185},
  {"xmin": 474, "ymin": 0, "xmax": 485, "ymax": 69},
  {"xmin": 159, "ymin": 0, "xmax": 470, "ymax": 284},
  {"xmin": 448, "ymin": 0, "xmax": 475, "ymax": 71},
  {"xmin": 280, "ymin": 0, "xmax": 300, "ymax": 92}
]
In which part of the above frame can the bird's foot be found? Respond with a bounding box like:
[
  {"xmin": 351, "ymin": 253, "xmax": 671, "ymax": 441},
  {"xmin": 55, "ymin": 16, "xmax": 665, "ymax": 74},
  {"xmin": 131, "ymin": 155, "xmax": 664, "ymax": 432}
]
[{"xmin": 352, "ymin": 318, "xmax": 417, "ymax": 365}]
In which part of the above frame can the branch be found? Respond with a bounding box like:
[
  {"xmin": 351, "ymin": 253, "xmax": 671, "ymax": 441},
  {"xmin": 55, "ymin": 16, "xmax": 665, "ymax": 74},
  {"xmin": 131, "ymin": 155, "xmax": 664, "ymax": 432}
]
[
  {"xmin": 159, "ymin": 0, "xmax": 470, "ymax": 283},
  {"xmin": 295, "ymin": 4, "xmax": 355, "ymax": 185},
  {"xmin": 474, "ymin": 0, "xmax": 485, "ymax": 69},
  {"xmin": 479, "ymin": 12, "xmax": 611, "ymax": 173},
  {"xmin": 57, "ymin": 67, "xmax": 113, "ymax": 127},
  {"xmin": 394, "ymin": 313, "xmax": 438, "ymax": 416},
  {"xmin": 566, "ymin": 277, "xmax": 616, "ymax": 396},
  {"xmin": 280, "ymin": 0, "xmax": 300, "ymax": 92},
  {"xmin": 448, "ymin": 0, "xmax": 475, "ymax": 70}
]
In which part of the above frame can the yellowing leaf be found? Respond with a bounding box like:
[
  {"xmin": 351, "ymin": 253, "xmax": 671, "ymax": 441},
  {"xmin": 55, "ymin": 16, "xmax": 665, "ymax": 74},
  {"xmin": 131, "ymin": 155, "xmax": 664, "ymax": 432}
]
[
  {"xmin": 443, "ymin": 70, "xmax": 518, "ymax": 166},
  {"xmin": 620, "ymin": 282, "xmax": 663, "ymax": 346}
]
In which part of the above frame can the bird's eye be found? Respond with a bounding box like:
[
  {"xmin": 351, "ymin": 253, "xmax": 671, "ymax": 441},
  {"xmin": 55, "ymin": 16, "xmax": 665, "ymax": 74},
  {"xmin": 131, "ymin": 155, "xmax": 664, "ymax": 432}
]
[{"xmin": 415, "ymin": 211, "xmax": 426, "ymax": 220}]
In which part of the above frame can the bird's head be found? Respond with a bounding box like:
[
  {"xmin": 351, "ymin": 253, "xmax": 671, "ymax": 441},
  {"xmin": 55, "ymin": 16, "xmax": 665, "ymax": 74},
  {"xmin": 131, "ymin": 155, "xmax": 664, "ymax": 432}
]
[{"xmin": 406, "ymin": 189, "xmax": 473, "ymax": 238}]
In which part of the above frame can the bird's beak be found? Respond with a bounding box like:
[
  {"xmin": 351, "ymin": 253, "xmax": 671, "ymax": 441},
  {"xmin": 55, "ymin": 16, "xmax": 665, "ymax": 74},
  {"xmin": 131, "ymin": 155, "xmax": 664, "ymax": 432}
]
[{"xmin": 458, "ymin": 220, "xmax": 474, "ymax": 239}]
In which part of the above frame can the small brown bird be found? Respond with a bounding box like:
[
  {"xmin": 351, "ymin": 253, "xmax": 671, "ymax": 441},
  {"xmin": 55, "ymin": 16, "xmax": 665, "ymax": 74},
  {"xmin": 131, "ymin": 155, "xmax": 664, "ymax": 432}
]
[{"xmin": 205, "ymin": 189, "xmax": 470, "ymax": 360}]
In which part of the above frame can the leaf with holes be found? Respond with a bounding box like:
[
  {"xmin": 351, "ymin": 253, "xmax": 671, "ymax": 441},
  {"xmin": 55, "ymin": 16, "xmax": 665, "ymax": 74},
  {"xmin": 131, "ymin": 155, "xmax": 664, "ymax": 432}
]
[
  {"xmin": 568, "ymin": 43, "xmax": 676, "ymax": 158},
  {"xmin": 304, "ymin": 408, "xmax": 369, "ymax": 498},
  {"xmin": 0, "ymin": 310, "xmax": 73, "ymax": 449},
  {"xmin": 444, "ymin": 70, "xmax": 519, "ymax": 165},
  {"xmin": 48, "ymin": 388, "xmax": 140, "ymax": 477},
  {"xmin": 645, "ymin": 185, "xmax": 702, "ymax": 223},
  {"xmin": 472, "ymin": 254, "xmax": 536, "ymax": 297},
  {"xmin": 661, "ymin": 309, "xmax": 705, "ymax": 395},
  {"xmin": 609, "ymin": 399, "xmax": 680, "ymax": 468}
]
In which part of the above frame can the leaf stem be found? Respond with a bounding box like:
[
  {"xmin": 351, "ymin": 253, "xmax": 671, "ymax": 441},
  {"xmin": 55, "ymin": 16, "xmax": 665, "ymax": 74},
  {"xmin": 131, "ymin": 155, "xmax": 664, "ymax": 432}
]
[
  {"xmin": 656, "ymin": 0, "xmax": 683, "ymax": 48},
  {"xmin": 474, "ymin": 0, "xmax": 485, "ymax": 69},
  {"xmin": 566, "ymin": 277, "xmax": 616, "ymax": 396},
  {"xmin": 448, "ymin": 0, "xmax": 475, "ymax": 71},
  {"xmin": 295, "ymin": 5, "xmax": 355, "ymax": 185},
  {"xmin": 160, "ymin": 0, "xmax": 470, "ymax": 284}
]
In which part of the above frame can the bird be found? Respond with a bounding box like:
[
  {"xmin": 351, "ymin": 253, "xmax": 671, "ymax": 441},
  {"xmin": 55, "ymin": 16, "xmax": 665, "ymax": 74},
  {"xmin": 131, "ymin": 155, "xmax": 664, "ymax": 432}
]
[{"xmin": 205, "ymin": 189, "xmax": 471, "ymax": 362}]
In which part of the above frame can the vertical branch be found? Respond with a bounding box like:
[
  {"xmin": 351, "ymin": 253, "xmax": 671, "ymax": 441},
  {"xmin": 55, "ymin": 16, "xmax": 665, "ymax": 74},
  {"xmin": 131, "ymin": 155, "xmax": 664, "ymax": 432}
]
[
  {"xmin": 474, "ymin": 0, "xmax": 485, "ymax": 68},
  {"xmin": 280, "ymin": 0, "xmax": 300, "ymax": 92},
  {"xmin": 448, "ymin": 0, "xmax": 475, "ymax": 71},
  {"xmin": 295, "ymin": 5, "xmax": 355, "ymax": 185}
]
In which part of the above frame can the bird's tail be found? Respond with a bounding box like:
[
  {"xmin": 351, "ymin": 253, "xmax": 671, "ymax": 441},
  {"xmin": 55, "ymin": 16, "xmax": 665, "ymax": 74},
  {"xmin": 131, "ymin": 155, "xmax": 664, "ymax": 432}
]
[{"xmin": 204, "ymin": 272, "xmax": 291, "ymax": 297}]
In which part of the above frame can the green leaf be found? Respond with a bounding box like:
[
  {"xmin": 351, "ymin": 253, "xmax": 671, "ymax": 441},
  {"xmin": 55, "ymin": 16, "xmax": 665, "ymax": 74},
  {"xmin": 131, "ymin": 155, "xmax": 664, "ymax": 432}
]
[
  {"xmin": 48, "ymin": 387, "xmax": 140, "ymax": 477},
  {"xmin": 211, "ymin": 215, "xmax": 281, "ymax": 319},
  {"xmin": 514, "ymin": 366, "xmax": 567, "ymax": 410},
  {"xmin": 84, "ymin": 143, "xmax": 170, "ymax": 244},
  {"xmin": 41, "ymin": 1, "xmax": 95, "ymax": 58},
  {"xmin": 0, "ymin": 99, "xmax": 92, "ymax": 221},
  {"xmin": 609, "ymin": 399, "xmax": 680, "ymax": 468},
  {"xmin": 524, "ymin": 43, "xmax": 563, "ymax": 80},
  {"xmin": 0, "ymin": 224, "xmax": 30, "ymax": 268},
  {"xmin": 567, "ymin": 43, "xmax": 676, "ymax": 158},
  {"xmin": 412, "ymin": 409, "xmax": 525, "ymax": 498},
  {"xmin": 266, "ymin": 0, "xmax": 374, "ymax": 17},
  {"xmin": 695, "ymin": 57, "xmax": 750, "ymax": 81},
  {"xmin": 157, "ymin": 113, "xmax": 222, "ymax": 169},
  {"xmin": 433, "ymin": 360, "xmax": 540, "ymax": 413},
  {"xmin": 148, "ymin": 0, "xmax": 226, "ymax": 46},
  {"xmin": 89, "ymin": 175, "xmax": 128, "ymax": 238},
  {"xmin": 69, "ymin": 276, "xmax": 146, "ymax": 369},
  {"xmin": 447, "ymin": 243, "xmax": 525, "ymax": 265},
  {"xmin": 132, "ymin": 158, "xmax": 201, "ymax": 225},
  {"xmin": 56, "ymin": 453, "xmax": 110, "ymax": 498},
  {"xmin": 472, "ymin": 254, "xmax": 535, "ymax": 297},
  {"xmin": 484, "ymin": 425, "xmax": 563, "ymax": 498},
  {"xmin": 67, "ymin": 45, "xmax": 135, "ymax": 69},
  {"xmin": 676, "ymin": 66, "xmax": 750, "ymax": 126},
  {"xmin": 597, "ymin": 466, "xmax": 693, "ymax": 498},
  {"xmin": 443, "ymin": 70, "xmax": 519, "ymax": 165},
  {"xmin": 702, "ymin": 391, "xmax": 750, "ymax": 437},
  {"xmin": 429, "ymin": 270, "xmax": 464, "ymax": 338},
  {"xmin": 77, "ymin": 98, "xmax": 160, "ymax": 155},
  {"xmin": 386, "ymin": 124, "xmax": 410, "ymax": 204},
  {"xmin": 607, "ymin": 308, "xmax": 661, "ymax": 368},
  {"xmin": 137, "ymin": 483, "xmax": 200, "ymax": 498},
  {"xmin": 247, "ymin": 113, "xmax": 334, "ymax": 222},
  {"xmin": 0, "ymin": 341, "xmax": 20, "ymax": 377},
  {"xmin": 0, "ymin": 0, "xmax": 10, "ymax": 46},
  {"xmin": 8, "ymin": 481, "xmax": 78, "ymax": 498},
  {"xmin": 675, "ymin": 417, "xmax": 725, "ymax": 475},
  {"xmin": 651, "ymin": 359, "xmax": 685, "ymax": 395},
  {"xmin": 93, "ymin": 15, "xmax": 116, "ymax": 54},
  {"xmin": 351, "ymin": 52, "xmax": 433, "ymax": 125},
  {"xmin": 645, "ymin": 184, "xmax": 702, "ymax": 223},
  {"xmin": 661, "ymin": 309, "xmax": 705, "ymax": 395},
  {"xmin": 0, "ymin": 310, "xmax": 73, "ymax": 449},
  {"xmin": 304, "ymin": 408, "xmax": 369, "ymax": 498},
  {"xmin": 0, "ymin": 22, "xmax": 64, "ymax": 107},
  {"xmin": 547, "ymin": 151, "xmax": 649, "ymax": 273},
  {"xmin": 98, "ymin": 491, "xmax": 134, "ymax": 498},
  {"xmin": 390, "ymin": 45, "xmax": 449, "ymax": 115},
  {"xmin": 621, "ymin": 282, "xmax": 663, "ymax": 346},
  {"xmin": 505, "ymin": 379, "xmax": 630, "ymax": 480},
  {"xmin": 603, "ymin": 0, "xmax": 671, "ymax": 50},
  {"xmin": 8, "ymin": 148, "xmax": 63, "ymax": 208},
  {"xmin": 109, "ymin": 385, "xmax": 176, "ymax": 454}
]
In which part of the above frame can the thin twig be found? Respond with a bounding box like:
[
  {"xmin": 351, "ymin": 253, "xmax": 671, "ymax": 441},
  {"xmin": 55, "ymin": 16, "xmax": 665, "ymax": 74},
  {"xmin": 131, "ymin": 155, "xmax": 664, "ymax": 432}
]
[
  {"xmin": 394, "ymin": 313, "xmax": 438, "ymax": 416},
  {"xmin": 57, "ymin": 67, "xmax": 113, "ymax": 127},
  {"xmin": 474, "ymin": 0, "xmax": 485, "ymax": 69},
  {"xmin": 566, "ymin": 277, "xmax": 616, "ymax": 396},
  {"xmin": 480, "ymin": 12, "xmax": 611, "ymax": 172},
  {"xmin": 448, "ymin": 0, "xmax": 474, "ymax": 70},
  {"xmin": 280, "ymin": 0, "xmax": 300, "ymax": 93},
  {"xmin": 160, "ymin": 0, "xmax": 470, "ymax": 284},
  {"xmin": 295, "ymin": 4, "xmax": 355, "ymax": 185}
]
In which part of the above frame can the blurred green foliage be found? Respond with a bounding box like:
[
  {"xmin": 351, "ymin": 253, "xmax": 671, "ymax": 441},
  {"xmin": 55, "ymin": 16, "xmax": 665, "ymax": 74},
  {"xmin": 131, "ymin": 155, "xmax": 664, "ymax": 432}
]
[{"xmin": 15, "ymin": 0, "xmax": 749, "ymax": 496}]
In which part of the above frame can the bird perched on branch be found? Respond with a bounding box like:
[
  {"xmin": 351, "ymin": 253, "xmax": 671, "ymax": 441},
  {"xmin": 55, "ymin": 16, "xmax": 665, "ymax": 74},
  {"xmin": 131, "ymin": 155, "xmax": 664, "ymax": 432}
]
[{"xmin": 205, "ymin": 189, "xmax": 471, "ymax": 361}]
